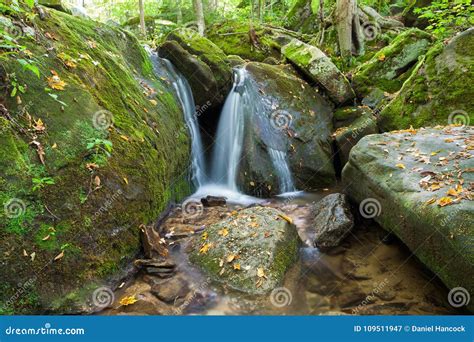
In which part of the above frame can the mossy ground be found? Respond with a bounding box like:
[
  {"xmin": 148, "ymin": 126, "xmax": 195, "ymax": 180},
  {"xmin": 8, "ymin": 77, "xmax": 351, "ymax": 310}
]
[{"xmin": 0, "ymin": 7, "xmax": 191, "ymax": 313}]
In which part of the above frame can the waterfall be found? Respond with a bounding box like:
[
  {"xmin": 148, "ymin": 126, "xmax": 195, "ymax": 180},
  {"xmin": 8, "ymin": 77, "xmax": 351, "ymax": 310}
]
[
  {"xmin": 268, "ymin": 148, "xmax": 296, "ymax": 193},
  {"xmin": 148, "ymin": 52, "xmax": 207, "ymax": 187},
  {"xmin": 209, "ymin": 68, "xmax": 247, "ymax": 190}
]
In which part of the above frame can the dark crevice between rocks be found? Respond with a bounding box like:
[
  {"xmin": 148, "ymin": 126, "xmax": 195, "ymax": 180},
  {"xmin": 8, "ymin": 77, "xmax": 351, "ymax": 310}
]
[{"xmin": 331, "ymin": 139, "xmax": 344, "ymax": 179}]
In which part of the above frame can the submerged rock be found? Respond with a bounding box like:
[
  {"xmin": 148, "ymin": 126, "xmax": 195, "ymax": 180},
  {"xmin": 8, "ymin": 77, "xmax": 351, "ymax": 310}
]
[
  {"xmin": 201, "ymin": 195, "xmax": 227, "ymax": 207},
  {"xmin": 158, "ymin": 28, "xmax": 232, "ymax": 116},
  {"xmin": 189, "ymin": 207, "xmax": 299, "ymax": 295},
  {"xmin": 379, "ymin": 28, "xmax": 474, "ymax": 130},
  {"xmin": 342, "ymin": 126, "xmax": 474, "ymax": 312},
  {"xmin": 311, "ymin": 194, "xmax": 354, "ymax": 249},
  {"xmin": 0, "ymin": 8, "xmax": 190, "ymax": 313},
  {"xmin": 352, "ymin": 28, "xmax": 433, "ymax": 98},
  {"xmin": 281, "ymin": 39, "xmax": 355, "ymax": 105},
  {"xmin": 238, "ymin": 62, "xmax": 336, "ymax": 196}
]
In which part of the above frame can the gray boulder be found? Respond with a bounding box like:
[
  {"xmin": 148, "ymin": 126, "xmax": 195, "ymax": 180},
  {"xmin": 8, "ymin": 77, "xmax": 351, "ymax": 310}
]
[
  {"xmin": 342, "ymin": 126, "xmax": 474, "ymax": 312},
  {"xmin": 311, "ymin": 193, "xmax": 354, "ymax": 249}
]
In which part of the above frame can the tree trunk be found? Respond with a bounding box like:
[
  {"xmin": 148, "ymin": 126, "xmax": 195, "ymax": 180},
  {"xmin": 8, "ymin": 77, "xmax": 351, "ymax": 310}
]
[
  {"xmin": 192, "ymin": 0, "xmax": 205, "ymax": 36},
  {"xmin": 335, "ymin": 0, "xmax": 354, "ymax": 58},
  {"xmin": 139, "ymin": 0, "xmax": 146, "ymax": 37},
  {"xmin": 177, "ymin": 0, "xmax": 183, "ymax": 24}
]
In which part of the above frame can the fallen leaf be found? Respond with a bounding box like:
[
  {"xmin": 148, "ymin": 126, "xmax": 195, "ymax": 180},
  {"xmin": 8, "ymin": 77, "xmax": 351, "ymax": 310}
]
[
  {"xmin": 226, "ymin": 254, "xmax": 235, "ymax": 263},
  {"xmin": 42, "ymin": 234, "xmax": 51, "ymax": 241},
  {"xmin": 257, "ymin": 267, "xmax": 266, "ymax": 278},
  {"xmin": 218, "ymin": 228, "xmax": 229, "ymax": 237},
  {"xmin": 425, "ymin": 198, "xmax": 436, "ymax": 205},
  {"xmin": 119, "ymin": 295, "xmax": 138, "ymax": 306},
  {"xmin": 47, "ymin": 71, "xmax": 67, "ymax": 90},
  {"xmin": 233, "ymin": 263, "xmax": 241, "ymax": 270},
  {"xmin": 123, "ymin": 177, "xmax": 129, "ymax": 185},
  {"xmin": 277, "ymin": 214, "xmax": 293, "ymax": 224},
  {"xmin": 94, "ymin": 175, "xmax": 101, "ymax": 188},
  {"xmin": 395, "ymin": 163, "xmax": 406, "ymax": 169},
  {"xmin": 54, "ymin": 250, "xmax": 64, "ymax": 261},
  {"xmin": 30, "ymin": 252, "xmax": 36, "ymax": 262},
  {"xmin": 199, "ymin": 243, "xmax": 213, "ymax": 254},
  {"xmin": 438, "ymin": 197, "xmax": 453, "ymax": 207},
  {"xmin": 23, "ymin": 249, "xmax": 28, "ymax": 257},
  {"xmin": 120, "ymin": 135, "xmax": 129, "ymax": 142}
]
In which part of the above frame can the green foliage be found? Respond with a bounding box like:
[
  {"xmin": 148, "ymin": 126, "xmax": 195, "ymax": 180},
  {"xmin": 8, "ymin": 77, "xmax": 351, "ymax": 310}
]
[
  {"xmin": 414, "ymin": 0, "xmax": 474, "ymax": 38},
  {"xmin": 32, "ymin": 177, "xmax": 55, "ymax": 191}
]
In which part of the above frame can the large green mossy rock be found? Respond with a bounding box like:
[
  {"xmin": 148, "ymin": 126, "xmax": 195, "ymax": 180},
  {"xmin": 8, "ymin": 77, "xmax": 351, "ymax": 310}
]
[
  {"xmin": 379, "ymin": 28, "xmax": 474, "ymax": 130},
  {"xmin": 238, "ymin": 62, "xmax": 335, "ymax": 196},
  {"xmin": 189, "ymin": 207, "xmax": 299, "ymax": 295},
  {"xmin": 158, "ymin": 28, "xmax": 232, "ymax": 115},
  {"xmin": 282, "ymin": 39, "xmax": 355, "ymax": 105},
  {"xmin": 206, "ymin": 20, "xmax": 289, "ymax": 63},
  {"xmin": 352, "ymin": 28, "xmax": 433, "ymax": 98},
  {"xmin": 342, "ymin": 126, "xmax": 474, "ymax": 312},
  {"xmin": 0, "ymin": 8, "xmax": 190, "ymax": 313}
]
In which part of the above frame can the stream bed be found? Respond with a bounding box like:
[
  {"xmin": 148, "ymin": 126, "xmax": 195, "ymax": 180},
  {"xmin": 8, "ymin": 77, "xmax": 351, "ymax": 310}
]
[{"xmin": 102, "ymin": 189, "xmax": 459, "ymax": 316}]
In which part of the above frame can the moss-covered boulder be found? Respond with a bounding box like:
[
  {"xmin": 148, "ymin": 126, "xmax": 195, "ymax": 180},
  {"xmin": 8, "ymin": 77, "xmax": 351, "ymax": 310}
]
[
  {"xmin": 352, "ymin": 28, "xmax": 433, "ymax": 98},
  {"xmin": 379, "ymin": 28, "xmax": 474, "ymax": 130},
  {"xmin": 342, "ymin": 126, "xmax": 474, "ymax": 312},
  {"xmin": 282, "ymin": 39, "xmax": 355, "ymax": 105},
  {"xmin": 158, "ymin": 28, "xmax": 232, "ymax": 116},
  {"xmin": 189, "ymin": 207, "xmax": 299, "ymax": 295},
  {"xmin": 0, "ymin": 8, "xmax": 191, "ymax": 313},
  {"xmin": 207, "ymin": 20, "xmax": 295, "ymax": 62},
  {"xmin": 237, "ymin": 62, "xmax": 335, "ymax": 196},
  {"xmin": 284, "ymin": 0, "xmax": 318, "ymax": 34}
]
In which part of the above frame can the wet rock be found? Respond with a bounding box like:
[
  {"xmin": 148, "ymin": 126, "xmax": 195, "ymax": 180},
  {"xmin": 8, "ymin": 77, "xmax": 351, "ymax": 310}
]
[
  {"xmin": 352, "ymin": 28, "xmax": 433, "ymax": 98},
  {"xmin": 262, "ymin": 57, "xmax": 279, "ymax": 65},
  {"xmin": 333, "ymin": 112, "xmax": 378, "ymax": 166},
  {"xmin": 189, "ymin": 207, "xmax": 299, "ymax": 295},
  {"xmin": 201, "ymin": 195, "xmax": 227, "ymax": 207},
  {"xmin": 281, "ymin": 39, "xmax": 355, "ymax": 104},
  {"xmin": 140, "ymin": 226, "xmax": 166, "ymax": 259},
  {"xmin": 135, "ymin": 259, "xmax": 176, "ymax": 277},
  {"xmin": 379, "ymin": 28, "xmax": 474, "ymax": 130},
  {"xmin": 151, "ymin": 276, "xmax": 190, "ymax": 303},
  {"xmin": 342, "ymin": 126, "xmax": 474, "ymax": 312},
  {"xmin": 238, "ymin": 62, "xmax": 336, "ymax": 196},
  {"xmin": 158, "ymin": 28, "xmax": 232, "ymax": 116},
  {"xmin": 311, "ymin": 194, "xmax": 354, "ymax": 249},
  {"xmin": 375, "ymin": 290, "xmax": 396, "ymax": 302},
  {"xmin": 227, "ymin": 54, "xmax": 246, "ymax": 67}
]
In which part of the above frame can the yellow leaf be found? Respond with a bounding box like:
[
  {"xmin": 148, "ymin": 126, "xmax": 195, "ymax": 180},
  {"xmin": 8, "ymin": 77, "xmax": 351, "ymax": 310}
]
[
  {"xmin": 257, "ymin": 267, "xmax": 266, "ymax": 278},
  {"xmin": 199, "ymin": 243, "xmax": 213, "ymax": 254},
  {"xmin": 437, "ymin": 197, "xmax": 453, "ymax": 207},
  {"xmin": 120, "ymin": 135, "xmax": 129, "ymax": 141},
  {"xmin": 233, "ymin": 263, "xmax": 241, "ymax": 270},
  {"xmin": 201, "ymin": 232, "xmax": 208, "ymax": 241},
  {"xmin": 250, "ymin": 181, "xmax": 255, "ymax": 187},
  {"xmin": 425, "ymin": 198, "xmax": 436, "ymax": 205},
  {"xmin": 430, "ymin": 183, "xmax": 441, "ymax": 191},
  {"xmin": 119, "ymin": 295, "xmax": 138, "ymax": 306},
  {"xmin": 395, "ymin": 163, "xmax": 406, "ymax": 169},
  {"xmin": 226, "ymin": 254, "xmax": 235, "ymax": 263},
  {"xmin": 378, "ymin": 54, "xmax": 386, "ymax": 61},
  {"xmin": 52, "ymin": 143, "xmax": 58, "ymax": 149},
  {"xmin": 149, "ymin": 99, "xmax": 158, "ymax": 106},
  {"xmin": 218, "ymin": 228, "xmax": 229, "ymax": 237},
  {"xmin": 123, "ymin": 177, "xmax": 129, "ymax": 185},
  {"xmin": 42, "ymin": 234, "xmax": 51, "ymax": 241},
  {"xmin": 47, "ymin": 72, "xmax": 67, "ymax": 90},
  {"xmin": 277, "ymin": 214, "xmax": 293, "ymax": 224}
]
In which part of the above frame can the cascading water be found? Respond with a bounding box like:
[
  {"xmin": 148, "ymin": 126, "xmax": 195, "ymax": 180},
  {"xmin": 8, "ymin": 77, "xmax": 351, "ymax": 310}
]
[
  {"xmin": 209, "ymin": 68, "xmax": 247, "ymax": 190},
  {"xmin": 148, "ymin": 52, "xmax": 207, "ymax": 187},
  {"xmin": 267, "ymin": 148, "xmax": 295, "ymax": 193}
]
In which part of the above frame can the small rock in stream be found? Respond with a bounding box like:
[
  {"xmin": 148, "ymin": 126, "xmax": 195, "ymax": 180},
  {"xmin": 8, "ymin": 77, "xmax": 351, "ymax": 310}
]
[
  {"xmin": 151, "ymin": 276, "xmax": 190, "ymax": 303},
  {"xmin": 201, "ymin": 195, "xmax": 227, "ymax": 207},
  {"xmin": 310, "ymin": 193, "xmax": 354, "ymax": 249}
]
